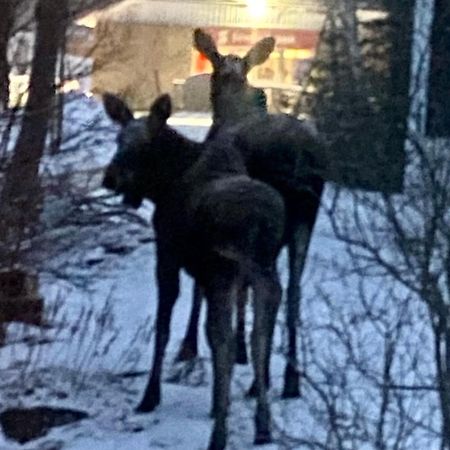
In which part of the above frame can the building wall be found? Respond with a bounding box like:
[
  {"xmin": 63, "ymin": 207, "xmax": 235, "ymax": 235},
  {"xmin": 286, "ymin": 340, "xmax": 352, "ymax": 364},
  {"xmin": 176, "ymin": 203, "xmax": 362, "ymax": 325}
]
[
  {"xmin": 91, "ymin": 22, "xmax": 191, "ymax": 110},
  {"xmin": 92, "ymin": 0, "xmax": 324, "ymax": 31}
]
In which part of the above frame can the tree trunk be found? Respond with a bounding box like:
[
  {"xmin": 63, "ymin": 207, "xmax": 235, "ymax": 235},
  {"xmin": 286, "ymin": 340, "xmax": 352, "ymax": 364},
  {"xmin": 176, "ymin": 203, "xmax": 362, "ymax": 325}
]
[
  {"xmin": 0, "ymin": 0, "xmax": 68, "ymax": 266},
  {"xmin": 49, "ymin": 29, "xmax": 67, "ymax": 155},
  {"xmin": 333, "ymin": 0, "xmax": 362, "ymax": 83},
  {"xmin": 0, "ymin": 0, "xmax": 13, "ymax": 111}
]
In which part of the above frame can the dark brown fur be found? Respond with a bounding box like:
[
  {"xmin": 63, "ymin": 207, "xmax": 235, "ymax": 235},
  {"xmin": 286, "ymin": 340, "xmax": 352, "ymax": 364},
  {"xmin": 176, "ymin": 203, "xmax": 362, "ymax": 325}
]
[
  {"xmin": 188, "ymin": 28, "xmax": 327, "ymax": 398},
  {"xmin": 103, "ymin": 93, "xmax": 285, "ymax": 449}
]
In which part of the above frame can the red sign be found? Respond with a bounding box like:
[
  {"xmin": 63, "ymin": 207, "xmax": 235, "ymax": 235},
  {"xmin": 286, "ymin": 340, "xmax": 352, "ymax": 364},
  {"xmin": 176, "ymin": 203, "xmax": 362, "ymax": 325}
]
[{"xmin": 205, "ymin": 27, "xmax": 319, "ymax": 50}]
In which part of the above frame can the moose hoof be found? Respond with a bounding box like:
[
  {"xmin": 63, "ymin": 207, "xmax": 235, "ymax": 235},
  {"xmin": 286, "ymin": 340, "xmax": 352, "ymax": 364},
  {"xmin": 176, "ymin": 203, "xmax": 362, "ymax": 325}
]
[
  {"xmin": 254, "ymin": 430, "xmax": 272, "ymax": 446},
  {"xmin": 246, "ymin": 379, "xmax": 271, "ymax": 398},
  {"xmin": 135, "ymin": 402, "xmax": 157, "ymax": 414},
  {"xmin": 135, "ymin": 394, "xmax": 160, "ymax": 413},
  {"xmin": 208, "ymin": 428, "xmax": 226, "ymax": 450},
  {"xmin": 245, "ymin": 381, "xmax": 257, "ymax": 398},
  {"xmin": 175, "ymin": 343, "xmax": 198, "ymax": 362},
  {"xmin": 282, "ymin": 365, "xmax": 300, "ymax": 399},
  {"xmin": 207, "ymin": 439, "xmax": 226, "ymax": 450},
  {"xmin": 235, "ymin": 347, "xmax": 248, "ymax": 365}
]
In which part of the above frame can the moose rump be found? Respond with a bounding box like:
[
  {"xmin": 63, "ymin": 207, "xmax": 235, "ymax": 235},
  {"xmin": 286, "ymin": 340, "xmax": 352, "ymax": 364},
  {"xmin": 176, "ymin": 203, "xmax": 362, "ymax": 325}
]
[{"xmin": 182, "ymin": 176, "xmax": 284, "ymax": 283}]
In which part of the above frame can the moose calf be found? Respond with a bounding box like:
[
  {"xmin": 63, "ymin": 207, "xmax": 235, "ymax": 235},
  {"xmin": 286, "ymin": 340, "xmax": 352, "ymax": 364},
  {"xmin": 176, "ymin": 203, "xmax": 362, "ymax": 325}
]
[{"xmin": 103, "ymin": 93, "xmax": 285, "ymax": 449}]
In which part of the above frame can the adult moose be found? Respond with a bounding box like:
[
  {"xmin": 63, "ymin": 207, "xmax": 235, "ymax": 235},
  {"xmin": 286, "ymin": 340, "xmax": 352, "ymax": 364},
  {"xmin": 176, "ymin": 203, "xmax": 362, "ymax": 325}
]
[
  {"xmin": 102, "ymin": 93, "xmax": 285, "ymax": 450},
  {"xmin": 177, "ymin": 28, "xmax": 326, "ymax": 399}
]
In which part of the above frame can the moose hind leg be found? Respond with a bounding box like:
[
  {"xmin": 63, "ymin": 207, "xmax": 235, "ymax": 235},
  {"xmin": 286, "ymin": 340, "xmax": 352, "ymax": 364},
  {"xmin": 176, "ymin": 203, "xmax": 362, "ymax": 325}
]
[
  {"xmin": 235, "ymin": 283, "xmax": 248, "ymax": 365},
  {"xmin": 205, "ymin": 284, "xmax": 235, "ymax": 450},
  {"xmin": 176, "ymin": 282, "xmax": 202, "ymax": 361},
  {"xmin": 252, "ymin": 270, "xmax": 281, "ymax": 445},
  {"xmin": 283, "ymin": 222, "xmax": 311, "ymax": 399}
]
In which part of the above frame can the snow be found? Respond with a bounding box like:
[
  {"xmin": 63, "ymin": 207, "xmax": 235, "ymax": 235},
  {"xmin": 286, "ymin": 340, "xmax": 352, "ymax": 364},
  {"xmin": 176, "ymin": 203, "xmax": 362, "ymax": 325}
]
[{"xmin": 0, "ymin": 85, "xmax": 441, "ymax": 449}]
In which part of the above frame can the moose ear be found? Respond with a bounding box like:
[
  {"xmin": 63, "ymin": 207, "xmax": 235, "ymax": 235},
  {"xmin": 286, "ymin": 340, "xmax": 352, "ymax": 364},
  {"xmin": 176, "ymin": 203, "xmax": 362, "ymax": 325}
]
[
  {"xmin": 193, "ymin": 28, "xmax": 221, "ymax": 67},
  {"xmin": 103, "ymin": 93, "xmax": 133, "ymax": 125},
  {"xmin": 244, "ymin": 37, "xmax": 275, "ymax": 71},
  {"xmin": 150, "ymin": 94, "xmax": 172, "ymax": 122}
]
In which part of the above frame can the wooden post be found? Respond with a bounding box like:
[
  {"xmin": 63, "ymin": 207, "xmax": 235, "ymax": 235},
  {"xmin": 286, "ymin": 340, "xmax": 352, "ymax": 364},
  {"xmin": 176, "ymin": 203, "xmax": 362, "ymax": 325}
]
[{"xmin": 0, "ymin": 269, "xmax": 44, "ymax": 345}]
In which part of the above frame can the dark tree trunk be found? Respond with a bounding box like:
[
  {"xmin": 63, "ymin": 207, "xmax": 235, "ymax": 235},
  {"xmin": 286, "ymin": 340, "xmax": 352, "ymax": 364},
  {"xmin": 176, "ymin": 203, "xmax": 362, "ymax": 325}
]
[
  {"xmin": 298, "ymin": 0, "xmax": 413, "ymax": 194},
  {"xmin": 0, "ymin": 0, "xmax": 14, "ymax": 111},
  {"xmin": 49, "ymin": 29, "xmax": 67, "ymax": 155},
  {"xmin": 0, "ymin": 0, "xmax": 68, "ymax": 266}
]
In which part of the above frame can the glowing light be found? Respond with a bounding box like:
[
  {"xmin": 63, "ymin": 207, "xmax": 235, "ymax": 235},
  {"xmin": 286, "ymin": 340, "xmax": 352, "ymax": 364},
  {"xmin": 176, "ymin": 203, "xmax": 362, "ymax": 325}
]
[
  {"xmin": 76, "ymin": 13, "xmax": 98, "ymax": 29},
  {"xmin": 8, "ymin": 74, "xmax": 29, "ymax": 108},
  {"xmin": 62, "ymin": 79, "xmax": 81, "ymax": 93},
  {"xmin": 246, "ymin": 0, "xmax": 267, "ymax": 19}
]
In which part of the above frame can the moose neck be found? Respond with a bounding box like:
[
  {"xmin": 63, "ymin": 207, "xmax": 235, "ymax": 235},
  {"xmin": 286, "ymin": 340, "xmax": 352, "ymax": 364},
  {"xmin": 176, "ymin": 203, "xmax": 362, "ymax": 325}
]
[
  {"xmin": 146, "ymin": 126, "xmax": 203, "ymax": 203},
  {"xmin": 210, "ymin": 78, "xmax": 261, "ymax": 126}
]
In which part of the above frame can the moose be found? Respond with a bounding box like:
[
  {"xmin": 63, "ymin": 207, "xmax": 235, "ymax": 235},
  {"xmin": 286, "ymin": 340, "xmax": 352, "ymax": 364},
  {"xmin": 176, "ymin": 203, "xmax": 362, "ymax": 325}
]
[
  {"xmin": 102, "ymin": 93, "xmax": 285, "ymax": 449},
  {"xmin": 176, "ymin": 28, "xmax": 326, "ymax": 399}
]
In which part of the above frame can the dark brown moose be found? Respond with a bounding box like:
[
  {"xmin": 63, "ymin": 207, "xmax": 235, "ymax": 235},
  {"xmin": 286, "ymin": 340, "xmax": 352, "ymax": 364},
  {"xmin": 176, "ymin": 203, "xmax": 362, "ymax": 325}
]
[
  {"xmin": 177, "ymin": 28, "xmax": 326, "ymax": 399},
  {"xmin": 102, "ymin": 93, "xmax": 285, "ymax": 450}
]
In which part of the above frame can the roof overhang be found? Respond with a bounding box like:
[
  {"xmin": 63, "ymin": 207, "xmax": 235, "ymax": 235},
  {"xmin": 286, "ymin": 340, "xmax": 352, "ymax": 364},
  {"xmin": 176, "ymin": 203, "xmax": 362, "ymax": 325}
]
[{"xmin": 77, "ymin": 0, "xmax": 326, "ymax": 30}]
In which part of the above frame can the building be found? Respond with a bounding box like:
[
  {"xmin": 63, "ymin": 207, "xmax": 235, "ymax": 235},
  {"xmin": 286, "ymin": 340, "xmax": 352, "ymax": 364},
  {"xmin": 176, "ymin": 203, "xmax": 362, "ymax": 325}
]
[
  {"xmin": 78, "ymin": 0, "xmax": 419, "ymax": 194},
  {"xmin": 77, "ymin": 0, "xmax": 325, "ymax": 109}
]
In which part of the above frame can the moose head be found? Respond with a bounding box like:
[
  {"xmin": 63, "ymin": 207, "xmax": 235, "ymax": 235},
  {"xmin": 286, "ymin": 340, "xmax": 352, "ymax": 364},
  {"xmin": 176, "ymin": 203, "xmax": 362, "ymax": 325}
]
[
  {"xmin": 102, "ymin": 93, "xmax": 173, "ymax": 207},
  {"xmin": 193, "ymin": 28, "xmax": 275, "ymax": 85}
]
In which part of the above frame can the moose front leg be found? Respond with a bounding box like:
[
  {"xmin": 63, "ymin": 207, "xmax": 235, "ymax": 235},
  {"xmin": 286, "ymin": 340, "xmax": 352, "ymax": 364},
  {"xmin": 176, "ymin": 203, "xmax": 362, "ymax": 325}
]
[{"xmin": 136, "ymin": 245, "xmax": 180, "ymax": 413}]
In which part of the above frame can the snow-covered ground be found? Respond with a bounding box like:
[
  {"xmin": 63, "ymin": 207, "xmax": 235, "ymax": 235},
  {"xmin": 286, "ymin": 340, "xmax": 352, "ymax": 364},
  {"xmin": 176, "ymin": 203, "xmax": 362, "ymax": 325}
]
[{"xmin": 0, "ymin": 93, "xmax": 440, "ymax": 449}]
